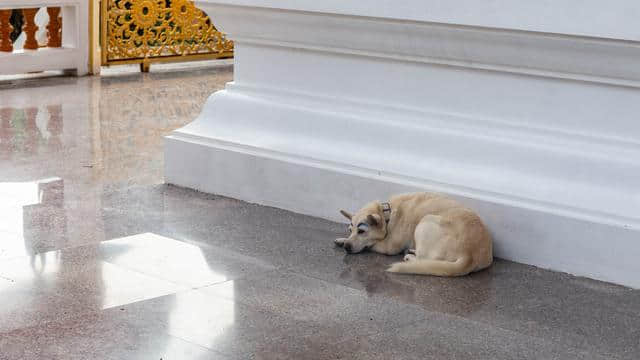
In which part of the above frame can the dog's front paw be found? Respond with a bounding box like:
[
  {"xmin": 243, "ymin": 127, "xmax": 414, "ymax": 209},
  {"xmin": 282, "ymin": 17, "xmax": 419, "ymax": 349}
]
[
  {"xmin": 403, "ymin": 253, "xmax": 416, "ymax": 262},
  {"xmin": 334, "ymin": 238, "xmax": 346, "ymax": 247}
]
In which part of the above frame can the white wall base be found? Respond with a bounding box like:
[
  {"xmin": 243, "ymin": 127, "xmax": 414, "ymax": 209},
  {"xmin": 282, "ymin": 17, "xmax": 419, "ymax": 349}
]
[
  {"xmin": 166, "ymin": 1, "xmax": 640, "ymax": 288},
  {"xmin": 166, "ymin": 129, "xmax": 640, "ymax": 288}
]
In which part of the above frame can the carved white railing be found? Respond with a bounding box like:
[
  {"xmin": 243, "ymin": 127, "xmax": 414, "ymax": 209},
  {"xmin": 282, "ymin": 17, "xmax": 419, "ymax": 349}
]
[{"xmin": 0, "ymin": 0, "xmax": 88, "ymax": 76}]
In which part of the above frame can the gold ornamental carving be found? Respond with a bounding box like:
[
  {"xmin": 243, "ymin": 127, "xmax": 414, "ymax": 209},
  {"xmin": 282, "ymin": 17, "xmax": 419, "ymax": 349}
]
[{"xmin": 102, "ymin": 0, "xmax": 233, "ymax": 65}]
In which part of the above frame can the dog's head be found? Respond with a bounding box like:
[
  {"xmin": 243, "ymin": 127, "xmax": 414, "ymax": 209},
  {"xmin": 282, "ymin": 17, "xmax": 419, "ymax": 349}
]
[{"xmin": 335, "ymin": 201, "xmax": 387, "ymax": 254}]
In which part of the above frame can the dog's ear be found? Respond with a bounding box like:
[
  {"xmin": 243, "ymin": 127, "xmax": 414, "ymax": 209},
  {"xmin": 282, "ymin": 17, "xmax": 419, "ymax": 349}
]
[
  {"xmin": 340, "ymin": 210, "xmax": 353, "ymax": 220},
  {"xmin": 367, "ymin": 214, "xmax": 382, "ymax": 227}
]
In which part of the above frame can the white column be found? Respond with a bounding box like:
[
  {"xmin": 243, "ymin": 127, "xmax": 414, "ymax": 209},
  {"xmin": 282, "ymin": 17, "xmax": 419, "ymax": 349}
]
[{"xmin": 166, "ymin": 0, "xmax": 640, "ymax": 288}]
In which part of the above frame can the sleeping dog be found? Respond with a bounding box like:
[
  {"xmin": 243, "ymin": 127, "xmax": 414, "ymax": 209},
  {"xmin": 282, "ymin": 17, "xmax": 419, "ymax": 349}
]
[{"xmin": 335, "ymin": 193, "xmax": 493, "ymax": 276}]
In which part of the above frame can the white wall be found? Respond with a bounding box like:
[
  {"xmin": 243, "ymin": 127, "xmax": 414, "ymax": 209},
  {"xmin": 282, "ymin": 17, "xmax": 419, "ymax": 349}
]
[{"xmin": 167, "ymin": 0, "xmax": 640, "ymax": 287}]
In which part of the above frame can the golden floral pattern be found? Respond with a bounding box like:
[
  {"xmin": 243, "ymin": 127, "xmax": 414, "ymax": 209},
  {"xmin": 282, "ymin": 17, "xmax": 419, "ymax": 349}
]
[
  {"xmin": 103, "ymin": 0, "xmax": 233, "ymax": 63},
  {"xmin": 131, "ymin": 0, "xmax": 159, "ymax": 28}
]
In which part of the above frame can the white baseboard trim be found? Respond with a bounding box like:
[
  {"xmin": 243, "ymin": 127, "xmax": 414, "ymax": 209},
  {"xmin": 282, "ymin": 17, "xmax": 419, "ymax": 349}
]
[{"xmin": 166, "ymin": 132, "xmax": 640, "ymax": 288}]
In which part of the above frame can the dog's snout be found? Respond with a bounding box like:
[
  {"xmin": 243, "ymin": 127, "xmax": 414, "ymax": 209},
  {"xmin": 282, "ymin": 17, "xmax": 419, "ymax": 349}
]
[{"xmin": 344, "ymin": 243, "xmax": 353, "ymax": 253}]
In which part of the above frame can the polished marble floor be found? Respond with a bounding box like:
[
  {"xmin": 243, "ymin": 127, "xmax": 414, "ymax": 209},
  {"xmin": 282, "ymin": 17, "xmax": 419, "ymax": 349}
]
[{"xmin": 1, "ymin": 61, "xmax": 640, "ymax": 360}]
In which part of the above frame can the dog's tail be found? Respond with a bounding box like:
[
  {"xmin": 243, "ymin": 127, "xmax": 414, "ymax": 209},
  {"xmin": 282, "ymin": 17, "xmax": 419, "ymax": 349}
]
[{"xmin": 386, "ymin": 256, "xmax": 473, "ymax": 277}]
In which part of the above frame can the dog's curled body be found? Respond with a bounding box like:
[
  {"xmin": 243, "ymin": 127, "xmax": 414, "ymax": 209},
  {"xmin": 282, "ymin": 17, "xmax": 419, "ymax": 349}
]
[{"xmin": 336, "ymin": 193, "xmax": 493, "ymax": 276}]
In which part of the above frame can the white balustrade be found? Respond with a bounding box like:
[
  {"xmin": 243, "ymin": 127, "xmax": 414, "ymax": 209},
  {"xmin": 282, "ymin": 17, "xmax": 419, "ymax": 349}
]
[{"xmin": 0, "ymin": 0, "xmax": 88, "ymax": 76}]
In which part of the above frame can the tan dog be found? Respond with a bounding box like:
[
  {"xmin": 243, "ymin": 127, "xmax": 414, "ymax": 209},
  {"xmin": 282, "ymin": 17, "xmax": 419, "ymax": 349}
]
[{"xmin": 335, "ymin": 193, "xmax": 493, "ymax": 276}]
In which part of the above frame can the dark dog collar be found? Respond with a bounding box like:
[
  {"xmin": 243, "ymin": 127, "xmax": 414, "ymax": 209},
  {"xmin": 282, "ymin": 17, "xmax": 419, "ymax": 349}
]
[{"xmin": 381, "ymin": 202, "xmax": 391, "ymax": 224}]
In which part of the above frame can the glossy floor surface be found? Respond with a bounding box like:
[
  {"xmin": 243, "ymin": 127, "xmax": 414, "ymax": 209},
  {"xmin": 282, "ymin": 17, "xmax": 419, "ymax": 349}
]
[{"xmin": 1, "ymin": 62, "xmax": 640, "ymax": 360}]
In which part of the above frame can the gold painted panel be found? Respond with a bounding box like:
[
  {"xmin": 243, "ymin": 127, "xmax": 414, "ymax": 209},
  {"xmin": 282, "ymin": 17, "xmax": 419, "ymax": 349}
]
[{"xmin": 102, "ymin": 0, "xmax": 233, "ymax": 65}]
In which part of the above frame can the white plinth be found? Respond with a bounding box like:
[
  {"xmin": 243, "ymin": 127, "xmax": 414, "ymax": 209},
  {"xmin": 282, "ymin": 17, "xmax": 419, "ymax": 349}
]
[{"xmin": 166, "ymin": 0, "xmax": 640, "ymax": 288}]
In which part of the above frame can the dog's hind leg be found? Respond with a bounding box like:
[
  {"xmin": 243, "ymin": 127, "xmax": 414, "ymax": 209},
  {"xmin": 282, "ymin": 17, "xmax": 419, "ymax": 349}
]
[{"xmin": 387, "ymin": 215, "xmax": 474, "ymax": 276}]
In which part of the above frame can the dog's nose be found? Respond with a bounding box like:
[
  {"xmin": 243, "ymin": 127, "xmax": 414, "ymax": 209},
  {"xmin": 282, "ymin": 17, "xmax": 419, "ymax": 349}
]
[{"xmin": 344, "ymin": 243, "xmax": 353, "ymax": 253}]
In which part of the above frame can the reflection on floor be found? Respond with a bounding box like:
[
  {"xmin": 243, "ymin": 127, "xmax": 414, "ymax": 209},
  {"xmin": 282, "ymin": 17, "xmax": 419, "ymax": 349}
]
[{"xmin": 1, "ymin": 61, "xmax": 640, "ymax": 360}]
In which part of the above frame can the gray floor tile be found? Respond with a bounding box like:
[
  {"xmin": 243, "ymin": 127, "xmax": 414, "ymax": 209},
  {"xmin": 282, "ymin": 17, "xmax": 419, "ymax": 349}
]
[
  {"xmin": 203, "ymin": 271, "xmax": 427, "ymax": 339},
  {"xmin": 109, "ymin": 289, "xmax": 329, "ymax": 359},
  {"xmin": 0, "ymin": 246, "xmax": 186, "ymax": 333},
  {"xmin": 96, "ymin": 232, "xmax": 276, "ymax": 288},
  {"xmin": 1, "ymin": 311, "xmax": 227, "ymax": 360},
  {"xmin": 326, "ymin": 317, "xmax": 607, "ymax": 360}
]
